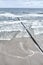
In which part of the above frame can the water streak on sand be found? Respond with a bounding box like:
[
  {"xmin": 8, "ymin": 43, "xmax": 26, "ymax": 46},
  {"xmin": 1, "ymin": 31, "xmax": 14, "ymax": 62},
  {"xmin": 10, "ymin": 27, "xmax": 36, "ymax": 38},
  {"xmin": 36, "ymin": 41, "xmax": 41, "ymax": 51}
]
[
  {"xmin": 0, "ymin": 50, "xmax": 35, "ymax": 59},
  {"xmin": 19, "ymin": 42, "xmax": 35, "ymax": 56},
  {"xmin": 20, "ymin": 42, "xmax": 28, "ymax": 53}
]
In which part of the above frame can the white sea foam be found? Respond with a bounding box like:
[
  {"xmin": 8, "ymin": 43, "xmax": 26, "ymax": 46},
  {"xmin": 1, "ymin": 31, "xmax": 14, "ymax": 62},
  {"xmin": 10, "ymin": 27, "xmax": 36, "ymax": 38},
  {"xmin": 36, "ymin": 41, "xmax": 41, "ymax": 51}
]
[
  {"xmin": 0, "ymin": 13, "xmax": 43, "ymax": 19},
  {"xmin": 26, "ymin": 14, "xmax": 43, "ymax": 17},
  {"xmin": 34, "ymin": 30, "xmax": 43, "ymax": 35},
  {"xmin": 0, "ymin": 20, "xmax": 28, "ymax": 32},
  {"xmin": 31, "ymin": 21, "xmax": 43, "ymax": 35},
  {"xmin": 0, "ymin": 12, "xmax": 24, "ymax": 18},
  {"xmin": 31, "ymin": 26, "xmax": 43, "ymax": 28},
  {"xmin": 0, "ymin": 20, "xmax": 28, "ymax": 24},
  {"xmin": 0, "ymin": 38, "xmax": 11, "ymax": 40}
]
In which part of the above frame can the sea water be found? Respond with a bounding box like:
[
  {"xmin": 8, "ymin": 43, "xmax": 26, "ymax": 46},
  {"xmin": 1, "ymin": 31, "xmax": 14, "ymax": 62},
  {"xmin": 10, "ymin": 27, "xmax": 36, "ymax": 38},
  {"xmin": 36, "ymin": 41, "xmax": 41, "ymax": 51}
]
[{"xmin": 0, "ymin": 8, "xmax": 43, "ymax": 40}]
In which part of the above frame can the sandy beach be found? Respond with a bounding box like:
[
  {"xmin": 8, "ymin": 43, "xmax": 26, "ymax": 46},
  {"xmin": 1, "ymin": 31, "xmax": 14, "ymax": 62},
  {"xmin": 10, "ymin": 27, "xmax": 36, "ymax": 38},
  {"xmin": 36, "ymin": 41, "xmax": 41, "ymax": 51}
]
[{"xmin": 0, "ymin": 37, "xmax": 43, "ymax": 65}]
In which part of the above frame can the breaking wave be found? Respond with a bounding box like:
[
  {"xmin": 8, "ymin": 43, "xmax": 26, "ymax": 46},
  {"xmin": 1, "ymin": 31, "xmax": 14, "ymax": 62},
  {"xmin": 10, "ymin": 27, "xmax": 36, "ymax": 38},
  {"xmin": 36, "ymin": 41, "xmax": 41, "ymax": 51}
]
[{"xmin": 0, "ymin": 11, "xmax": 43, "ymax": 40}]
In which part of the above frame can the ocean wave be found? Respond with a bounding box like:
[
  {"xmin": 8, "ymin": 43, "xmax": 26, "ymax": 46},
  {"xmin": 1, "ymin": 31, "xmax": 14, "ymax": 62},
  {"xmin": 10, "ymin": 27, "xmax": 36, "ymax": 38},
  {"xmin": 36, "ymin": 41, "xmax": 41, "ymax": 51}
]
[
  {"xmin": 0, "ymin": 13, "xmax": 43, "ymax": 19},
  {"xmin": 34, "ymin": 30, "xmax": 43, "ymax": 35},
  {"xmin": 0, "ymin": 23, "xmax": 22, "ymax": 32},
  {"xmin": 0, "ymin": 12, "xmax": 24, "ymax": 18},
  {"xmin": 0, "ymin": 13, "xmax": 43, "ymax": 22},
  {"xmin": 0, "ymin": 27, "xmax": 23, "ymax": 32},
  {"xmin": 0, "ymin": 20, "xmax": 28, "ymax": 24},
  {"xmin": 25, "ymin": 14, "xmax": 43, "ymax": 17},
  {"xmin": 0, "ymin": 20, "xmax": 29, "ymax": 33}
]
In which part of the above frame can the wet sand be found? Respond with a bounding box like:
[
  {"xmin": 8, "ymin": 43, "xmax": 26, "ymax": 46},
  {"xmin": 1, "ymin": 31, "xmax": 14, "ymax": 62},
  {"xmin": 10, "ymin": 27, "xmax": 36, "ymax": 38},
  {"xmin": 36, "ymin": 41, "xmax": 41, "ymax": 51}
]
[
  {"xmin": 0, "ymin": 37, "xmax": 43, "ymax": 65},
  {"xmin": 28, "ymin": 28, "xmax": 43, "ymax": 51},
  {"xmin": 35, "ymin": 34, "xmax": 43, "ymax": 50}
]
